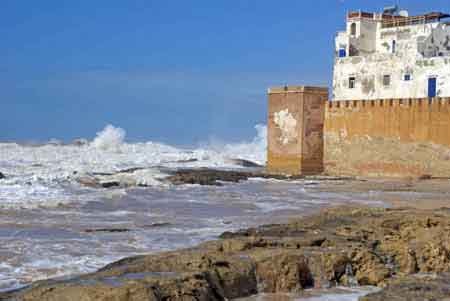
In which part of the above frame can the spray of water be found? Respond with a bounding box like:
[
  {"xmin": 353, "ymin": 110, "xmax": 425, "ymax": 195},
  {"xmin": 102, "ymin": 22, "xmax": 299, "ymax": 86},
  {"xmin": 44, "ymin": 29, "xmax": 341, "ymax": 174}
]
[
  {"xmin": 91, "ymin": 124, "xmax": 126, "ymax": 151},
  {"xmin": 221, "ymin": 124, "xmax": 266, "ymax": 164}
]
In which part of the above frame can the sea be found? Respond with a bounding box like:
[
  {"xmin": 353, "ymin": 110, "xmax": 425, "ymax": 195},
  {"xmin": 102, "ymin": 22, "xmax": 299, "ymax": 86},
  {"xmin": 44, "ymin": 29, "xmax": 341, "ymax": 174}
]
[{"xmin": 0, "ymin": 124, "xmax": 407, "ymax": 300}]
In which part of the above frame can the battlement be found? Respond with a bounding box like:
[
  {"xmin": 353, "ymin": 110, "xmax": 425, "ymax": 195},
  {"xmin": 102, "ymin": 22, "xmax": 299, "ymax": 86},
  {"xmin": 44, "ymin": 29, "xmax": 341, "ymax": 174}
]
[
  {"xmin": 268, "ymin": 86, "xmax": 329, "ymax": 95},
  {"xmin": 268, "ymin": 86, "xmax": 450, "ymax": 177},
  {"xmin": 327, "ymin": 98, "xmax": 450, "ymax": 110}
]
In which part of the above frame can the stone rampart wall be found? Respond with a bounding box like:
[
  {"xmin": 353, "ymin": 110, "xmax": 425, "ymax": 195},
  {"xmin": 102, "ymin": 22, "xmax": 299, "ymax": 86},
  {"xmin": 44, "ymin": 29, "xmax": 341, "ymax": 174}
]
[{"xmin": 324, "ymin": 98, "xmax": 450, "ymax": 177}]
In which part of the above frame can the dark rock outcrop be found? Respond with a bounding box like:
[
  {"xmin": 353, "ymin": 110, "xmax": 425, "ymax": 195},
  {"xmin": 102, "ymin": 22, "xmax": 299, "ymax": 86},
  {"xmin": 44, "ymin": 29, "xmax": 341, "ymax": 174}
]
[
  {"xmin": 75, "ymin": 167, "xmax": 356, "ymax": 188},
  {"xmin": 0, "ymin": 172, "xmax": 4, "ymax": 179},
  {"xmin": 5, "ymin": 207, "xmax": 450, "ymax": 300},
  {"xmin": 84, "ymin": 228, "xmax": 131, "ymax": 233},
  {"xmin": 166, "ymin": 169, "xmax": 256, "ymax": 186},
  {"xmin": 164, "ymin": 168, "xmax": 317, "ymax": 186}
]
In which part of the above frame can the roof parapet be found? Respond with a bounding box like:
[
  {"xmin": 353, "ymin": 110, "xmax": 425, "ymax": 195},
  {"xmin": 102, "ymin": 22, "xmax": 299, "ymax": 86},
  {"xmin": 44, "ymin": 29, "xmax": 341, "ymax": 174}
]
[
  {"xmin": 268, "ymin": 86, "xmax": 328, "ymax": 95},
  {"xmin": 382, "ymin": 12, "xmax": 450, "ymax": 28},
  {"xmin": 347, "ymin": 10, "xmax": 450, "ymax": 28}
]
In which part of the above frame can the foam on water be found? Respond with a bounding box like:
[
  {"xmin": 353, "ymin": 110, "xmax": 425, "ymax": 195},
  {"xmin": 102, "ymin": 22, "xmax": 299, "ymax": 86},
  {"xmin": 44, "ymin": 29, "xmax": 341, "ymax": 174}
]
[
  {"xmin": 0, "ymin": 124, "xmax": 267, "ymax": 209},
  {"xmin": 91, "ymin": 124, "xmax": 126, "ymax": 151},
  {"xmin": 298, "ymin": 287, "xmax": 381, "ymax": 301}
]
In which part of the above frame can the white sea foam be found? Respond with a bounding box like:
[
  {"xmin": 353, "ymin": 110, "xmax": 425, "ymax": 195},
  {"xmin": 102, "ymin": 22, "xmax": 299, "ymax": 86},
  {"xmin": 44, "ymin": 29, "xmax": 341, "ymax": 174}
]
[
  {"xmin": 298, "ymin": 287, "xmax": 381, "ymax": 301},
  {"xmin": 203, "ymin": 124, "xmax": 267, "ymax": 165},
  {"xmin": 0, "ymin": 124, "xmax": 268, "ymax": 209},
  {"xmin": 91, "ymin": 124, "xmax": 126, "ymax": 151}
]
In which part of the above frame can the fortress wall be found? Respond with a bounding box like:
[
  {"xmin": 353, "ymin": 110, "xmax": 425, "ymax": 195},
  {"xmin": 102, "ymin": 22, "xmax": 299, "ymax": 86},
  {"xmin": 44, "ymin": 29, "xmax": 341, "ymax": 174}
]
[
  {"xmin": 267, "ymin": 86, "xmax": 327, "ymax": 175},
  {"xmin": 324, "ymin": 98, "xmax": 450, "ymax": 177}
]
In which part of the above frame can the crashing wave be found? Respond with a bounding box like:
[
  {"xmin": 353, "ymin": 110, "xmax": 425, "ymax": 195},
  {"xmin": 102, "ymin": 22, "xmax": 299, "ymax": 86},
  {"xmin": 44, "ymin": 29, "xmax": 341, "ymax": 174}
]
[
  {"xmin": 0, "ymin": 124, "xmax": 268, "ymax": 208},
  {"xmin": 91, "ymin": 125, "xmax": 126, "ymax": 151}
]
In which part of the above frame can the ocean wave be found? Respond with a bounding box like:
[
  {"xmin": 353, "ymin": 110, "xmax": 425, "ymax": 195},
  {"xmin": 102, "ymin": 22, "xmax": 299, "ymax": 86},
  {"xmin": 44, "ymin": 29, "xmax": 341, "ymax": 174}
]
[{"xmin": 0, "ymin": 124, "xmax": 267, "ymax": 208}]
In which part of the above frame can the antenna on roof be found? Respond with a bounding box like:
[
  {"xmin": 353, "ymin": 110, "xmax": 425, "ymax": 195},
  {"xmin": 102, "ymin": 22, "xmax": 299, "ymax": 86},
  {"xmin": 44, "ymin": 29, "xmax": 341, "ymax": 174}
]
[{"xmin": 383, "ymin": 4, "xmax": 399, "ymax": 15}]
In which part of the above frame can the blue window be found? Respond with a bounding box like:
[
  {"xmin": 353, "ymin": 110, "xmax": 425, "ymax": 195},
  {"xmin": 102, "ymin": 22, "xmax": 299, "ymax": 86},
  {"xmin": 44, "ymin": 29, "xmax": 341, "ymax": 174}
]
[
  {"xmin": 339, "ymin": 48, "xmax": 346, "ymax": 58},
  {"xmin": 428, "ymin": 77, "xmax": 437, "ymax": 98},
  {"xmin": 404, "ymin": 74, "xmax": 411, "ymax": 81}
]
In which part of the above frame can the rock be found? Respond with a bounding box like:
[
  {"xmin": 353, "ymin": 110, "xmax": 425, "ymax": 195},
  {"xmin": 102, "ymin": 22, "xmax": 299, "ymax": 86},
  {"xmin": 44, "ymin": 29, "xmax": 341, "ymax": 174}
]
[
  {"xmin": 100, "ymin": 181, "xmax": 121, "ymax": 188},
  {"xmin": 175, "ymin": 158, "xmax": 198, "ymax": 164},
  {"xmin": 254, "ymin": 252, "xmax": 313, "ymax": 292},
  {"xmin": 166, "ymin": 169, "xmax": 254, "ymax": 186},
  {"xmin": 165, "ymin": 168, "xmax": 306, "ymax": 186},
  {"xmin": 142, "ymin": 222, "xmax": 172, "ymax": 228},
  {"xmin": 0, "ymin": 172, "xmax": 4, "ymax": 179},
  {"xmin": 84, "ymin": 228, "xmax": 131, "ymax": 233},
  {"xmin": 361, "ymin": 274, "xmax": 450, "ymax": 301},
  {"xmin": 7, "ymin": 207, "xmax": 450, "ymax": 300},
  {"xmin": 76, "ymin": 167, "xmax": 346, "ymax": 189}
]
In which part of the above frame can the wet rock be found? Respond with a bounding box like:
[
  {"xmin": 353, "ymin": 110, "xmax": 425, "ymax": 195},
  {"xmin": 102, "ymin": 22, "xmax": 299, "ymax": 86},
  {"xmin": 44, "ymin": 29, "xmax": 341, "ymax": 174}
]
[
  {"xmin": 165, "ymin": 168, "xmax": 308, "ymax": 186},
  {"xmin": 166, "ymin": 169, "xmax": 254, "ymax": 186},
  {"xmin": 143, "ymin": 222, "xmax": 172, "ymax": 228},
  {"xmin": 6, "ymin": 207, "xmax": 450, "ymax": 300},
  {"xmin": 175, "ymin": 158, "xmax": 198, "ymax": 164},
  {"xmin": 100, "ymin": 181, "xmax": 121, "ymax": 188},
  {"xmin": 361, "ymin": 274, "xmax": 450, "ymax": 301},
  {"xmin": 84, "ymin": 228, "xmax": 131, "ymax": 233},
  {"xmin": 77, "ymin": 176, "xmax": 122, "ymax": 189},
  {"xmin": 75, "ymin": 167, "xmax": 351, "ymax": 189}
]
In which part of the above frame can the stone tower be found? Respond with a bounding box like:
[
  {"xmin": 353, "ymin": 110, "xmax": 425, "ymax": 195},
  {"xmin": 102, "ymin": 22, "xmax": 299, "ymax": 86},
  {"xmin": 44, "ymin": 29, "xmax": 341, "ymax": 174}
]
[{"xmin": 267, "ymin": 86, "xmax": 328, "ymax": 175}]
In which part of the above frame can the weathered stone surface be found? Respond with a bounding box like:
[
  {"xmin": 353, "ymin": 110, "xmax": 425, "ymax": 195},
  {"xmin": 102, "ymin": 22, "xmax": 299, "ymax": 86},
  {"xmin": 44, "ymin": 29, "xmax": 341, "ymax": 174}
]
[
  {"xmin": 324, "ymin": 101, "xmax": 450, "ymax": 178},
  {"xmin": 267, "ymin": 86, "xmax": 328, "ymax": 176},
  {"xmin": 361, "ymin": 274, "xmax": 450, "ymax": 301},
  {"xmin": 4, "ymin": 206, "xmax": 450, "ymax": 300},
  {"xmin": 252, "ymin": 251, "xmax": 313, "ymax": 292},
  {"xmin": 166, "ymin": 169, "xmax": 254, "ymax": 186}
]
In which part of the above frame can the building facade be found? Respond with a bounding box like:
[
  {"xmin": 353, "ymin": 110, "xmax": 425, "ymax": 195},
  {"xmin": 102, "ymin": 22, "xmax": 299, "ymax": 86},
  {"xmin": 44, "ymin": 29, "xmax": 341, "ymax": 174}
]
[{"xmin": 333, "ymin": 9, "xmax": 450, "ymax": 100}]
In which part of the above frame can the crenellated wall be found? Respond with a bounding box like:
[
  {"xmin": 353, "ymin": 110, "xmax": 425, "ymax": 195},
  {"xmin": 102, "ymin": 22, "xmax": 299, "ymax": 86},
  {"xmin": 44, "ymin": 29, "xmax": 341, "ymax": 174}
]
[
  {"xmin": 267, "ymin": 86, "xmax": 450, "ymax": 177},
  {"xmin": 324, "ymin": 98, "xmax": 450, "ymax": 177},
  {"xmin": 325, "ymin": 98, "xmax": 450, "ymax": 146}
]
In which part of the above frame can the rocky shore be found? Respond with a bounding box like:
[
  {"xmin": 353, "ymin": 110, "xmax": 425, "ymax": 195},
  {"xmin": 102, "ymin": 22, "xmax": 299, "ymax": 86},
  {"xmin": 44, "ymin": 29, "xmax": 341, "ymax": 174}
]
[
  {"xmin": 3, "ymin": 205, "xmax": 450, "ymax": 300},
  {"xmin": 75, "ymin": 167, "xmax": 355, "ymax": 188}
]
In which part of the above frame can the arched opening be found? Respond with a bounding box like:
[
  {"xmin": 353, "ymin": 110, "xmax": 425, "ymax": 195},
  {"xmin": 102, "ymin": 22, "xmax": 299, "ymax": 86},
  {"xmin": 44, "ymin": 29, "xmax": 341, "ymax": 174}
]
[{"xmin": 350, "ymin": 23, "xmax": 357, "ymax": 36}]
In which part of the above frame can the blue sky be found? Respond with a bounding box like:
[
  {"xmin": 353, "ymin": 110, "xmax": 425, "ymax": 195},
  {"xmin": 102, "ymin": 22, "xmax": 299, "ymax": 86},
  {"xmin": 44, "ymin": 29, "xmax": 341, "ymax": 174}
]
[{"xmin": 2, "ymin": 0, "xmax": 449, "ymax": 145}]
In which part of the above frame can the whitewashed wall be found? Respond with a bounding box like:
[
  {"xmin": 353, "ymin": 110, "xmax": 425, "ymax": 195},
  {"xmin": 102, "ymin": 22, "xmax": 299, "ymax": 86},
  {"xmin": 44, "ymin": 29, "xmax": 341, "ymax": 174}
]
[{"xmin": 333, "ymin": 20, "xmax": 450, "ymax": 100}]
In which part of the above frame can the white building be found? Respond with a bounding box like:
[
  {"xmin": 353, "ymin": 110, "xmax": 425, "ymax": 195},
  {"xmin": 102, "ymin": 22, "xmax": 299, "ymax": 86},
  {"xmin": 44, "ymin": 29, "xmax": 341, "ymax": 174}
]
[{"xmin": 333, "ymin": 7, "xmax": 450, "ymax": 100}]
